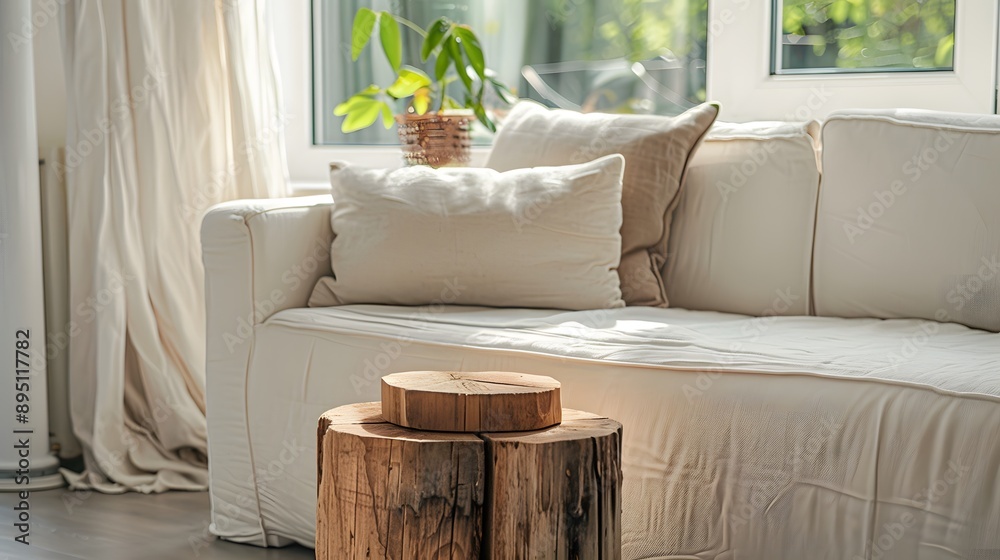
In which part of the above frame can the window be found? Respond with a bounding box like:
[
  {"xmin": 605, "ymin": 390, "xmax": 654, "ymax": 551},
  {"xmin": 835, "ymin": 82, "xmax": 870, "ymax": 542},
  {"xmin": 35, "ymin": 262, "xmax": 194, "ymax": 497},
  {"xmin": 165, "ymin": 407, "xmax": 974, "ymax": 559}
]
[
  {"xmin": 707, "ymin": 0, "xmax": 995, "ymax": 122},
  {"xmin": 773, "ymin": 0, "xmax": 957, "ymax": 74},
  {"xmin": 312, "ymin": 0, "xmax": 709, "ymax": 146}
]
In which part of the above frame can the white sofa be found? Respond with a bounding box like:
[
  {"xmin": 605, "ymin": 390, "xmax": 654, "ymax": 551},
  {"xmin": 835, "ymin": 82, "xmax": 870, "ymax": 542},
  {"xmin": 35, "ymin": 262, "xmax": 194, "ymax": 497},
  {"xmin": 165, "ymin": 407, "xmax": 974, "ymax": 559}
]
[{"xmin": 201, "ymin": 110, "xmax": 1000, "ymax": 559}]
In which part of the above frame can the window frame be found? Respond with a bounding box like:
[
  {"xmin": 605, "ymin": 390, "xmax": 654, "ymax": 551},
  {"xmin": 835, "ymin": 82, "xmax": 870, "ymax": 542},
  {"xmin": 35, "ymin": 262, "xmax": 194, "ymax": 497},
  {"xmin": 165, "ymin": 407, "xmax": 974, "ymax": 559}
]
[{"xmin": 706, "ymin": 0, "xmax": 998, "ymax": 122}]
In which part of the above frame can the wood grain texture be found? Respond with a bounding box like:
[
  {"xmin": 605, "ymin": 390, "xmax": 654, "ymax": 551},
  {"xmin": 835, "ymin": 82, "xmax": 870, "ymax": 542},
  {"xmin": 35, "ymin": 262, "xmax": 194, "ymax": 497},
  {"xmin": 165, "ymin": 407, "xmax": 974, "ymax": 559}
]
[
  {"xmin": 317, "ymin": 403, "xmax": 485, "ymax": 560},
  {"xmin": 381, "ymin": 371, "xmax": 562, "ymax": 433},
  {"xmin": 481, "ymin": 409, "xmax": 623, "ymax": 560}
]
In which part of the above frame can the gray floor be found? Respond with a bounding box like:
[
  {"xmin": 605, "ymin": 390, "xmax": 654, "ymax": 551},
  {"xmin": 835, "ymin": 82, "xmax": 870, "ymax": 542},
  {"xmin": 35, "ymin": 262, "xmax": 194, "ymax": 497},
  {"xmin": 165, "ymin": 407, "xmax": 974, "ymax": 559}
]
[{"xmin": 0, "ymin": 488, "xmax": 314, "ymax": 560}]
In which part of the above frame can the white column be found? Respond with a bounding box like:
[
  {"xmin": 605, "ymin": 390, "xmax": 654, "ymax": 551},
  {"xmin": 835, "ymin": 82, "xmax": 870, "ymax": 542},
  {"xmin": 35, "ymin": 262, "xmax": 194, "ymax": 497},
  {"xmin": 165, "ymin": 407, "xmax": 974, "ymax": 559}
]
[{"xmin": 0, "ymin": 0, "xmax": 64, "ymax": 491}]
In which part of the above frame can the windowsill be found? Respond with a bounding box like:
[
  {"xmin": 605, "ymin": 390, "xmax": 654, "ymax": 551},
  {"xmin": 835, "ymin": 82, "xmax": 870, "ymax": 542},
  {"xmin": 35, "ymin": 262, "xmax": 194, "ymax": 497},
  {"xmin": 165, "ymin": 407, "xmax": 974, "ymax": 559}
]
[
  {"xmin": 314, "ymin": 144, "xmax": 491, "ymax": 166},
  {"xmin": 288, "ymin": 145, "xmax": 492, "ymax": 195}
]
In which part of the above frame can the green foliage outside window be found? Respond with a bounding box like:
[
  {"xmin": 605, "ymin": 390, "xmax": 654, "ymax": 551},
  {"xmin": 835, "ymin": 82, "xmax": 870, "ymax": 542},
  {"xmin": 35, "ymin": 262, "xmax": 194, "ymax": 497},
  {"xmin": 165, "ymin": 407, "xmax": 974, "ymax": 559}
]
[{"xmin": 780, "ymin": 0, "xmax": 956, "ymax": 71}]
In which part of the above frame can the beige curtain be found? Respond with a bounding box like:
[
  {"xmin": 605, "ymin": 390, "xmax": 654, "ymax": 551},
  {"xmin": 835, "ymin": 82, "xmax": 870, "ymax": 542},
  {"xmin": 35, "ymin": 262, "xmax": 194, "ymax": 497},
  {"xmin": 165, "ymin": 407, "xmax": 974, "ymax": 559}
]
[{"xmin": 58, "ymin": 0, "xmax": 288, "ymax": 492}]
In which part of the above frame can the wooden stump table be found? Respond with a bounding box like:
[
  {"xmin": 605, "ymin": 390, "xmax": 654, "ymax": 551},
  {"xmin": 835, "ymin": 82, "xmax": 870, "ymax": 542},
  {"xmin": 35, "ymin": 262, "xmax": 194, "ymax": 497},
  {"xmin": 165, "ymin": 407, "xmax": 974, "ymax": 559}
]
[{"xmin": 317, "ymin": 372, "xmax": 622, "ymax": 560}]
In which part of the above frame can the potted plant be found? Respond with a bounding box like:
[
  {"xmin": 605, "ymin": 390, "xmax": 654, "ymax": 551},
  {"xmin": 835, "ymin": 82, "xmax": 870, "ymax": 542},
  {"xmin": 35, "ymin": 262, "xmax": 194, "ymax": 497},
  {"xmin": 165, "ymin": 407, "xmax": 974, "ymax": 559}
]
[{"xmin": 335, "ymin": 9, "xmax": 515, "ymax": 167}]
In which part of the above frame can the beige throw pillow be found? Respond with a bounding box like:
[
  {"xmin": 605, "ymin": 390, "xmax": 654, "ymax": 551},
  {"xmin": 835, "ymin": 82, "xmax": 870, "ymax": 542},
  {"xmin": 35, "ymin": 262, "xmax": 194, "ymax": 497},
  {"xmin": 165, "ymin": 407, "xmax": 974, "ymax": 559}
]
[
  {"xmin": 486, "ymin": 101, "xmax": 720, "ymax": 307},
  {"xmin": 308, "ymin": 154, "xmax": 626, "ymax": 310}
]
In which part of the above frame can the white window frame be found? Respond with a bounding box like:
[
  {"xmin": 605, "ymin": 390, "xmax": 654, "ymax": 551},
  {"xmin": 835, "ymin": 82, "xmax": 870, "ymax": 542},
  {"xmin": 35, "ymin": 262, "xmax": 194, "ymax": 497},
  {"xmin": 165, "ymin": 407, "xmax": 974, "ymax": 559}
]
[
  {"xmin": 276, "ymin": 1, "xmax": 1000, "ymax": 184},
  {"xmin": 706, "ymin": 0, "xmax": 999, "ymax": 121}
]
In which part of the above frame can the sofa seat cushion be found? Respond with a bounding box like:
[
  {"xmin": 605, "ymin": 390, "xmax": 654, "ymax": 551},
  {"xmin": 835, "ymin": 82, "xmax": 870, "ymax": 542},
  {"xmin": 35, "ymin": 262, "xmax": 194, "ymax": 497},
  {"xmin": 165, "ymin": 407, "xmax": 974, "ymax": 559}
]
[{"xmin": 271, "ymin": 305, "xmax": 1000, "ymax": 397}]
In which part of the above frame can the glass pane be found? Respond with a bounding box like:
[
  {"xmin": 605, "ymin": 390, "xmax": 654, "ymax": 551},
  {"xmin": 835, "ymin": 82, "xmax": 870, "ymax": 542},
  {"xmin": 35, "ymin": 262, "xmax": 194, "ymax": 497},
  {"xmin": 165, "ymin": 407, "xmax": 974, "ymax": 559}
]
[
  {"xmin": 774, "ymin": 0, "xmax": 956, "ymax": 74},
  {"xmin": 313, "ymin": 0, "xmax": 708, "ymax": 146}
]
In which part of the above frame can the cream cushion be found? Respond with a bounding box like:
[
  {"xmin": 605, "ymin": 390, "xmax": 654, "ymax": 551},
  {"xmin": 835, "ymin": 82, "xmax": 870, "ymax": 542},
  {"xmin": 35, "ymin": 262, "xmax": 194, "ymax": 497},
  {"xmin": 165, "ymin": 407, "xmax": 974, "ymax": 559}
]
[
  {"xmin": 666, "ymin": 121, "xmax": 821, "ymax": 316},
  {"xmin": 308, "ymin": 154, "xmax": 626, "ymax": 310},
  {"xmin": 486, "ymin": 100, "xmax": 720, "ymax": 307},
  {"xmin": 814, "ymin": 109, "xmax": 1000, "ymax": 332}
]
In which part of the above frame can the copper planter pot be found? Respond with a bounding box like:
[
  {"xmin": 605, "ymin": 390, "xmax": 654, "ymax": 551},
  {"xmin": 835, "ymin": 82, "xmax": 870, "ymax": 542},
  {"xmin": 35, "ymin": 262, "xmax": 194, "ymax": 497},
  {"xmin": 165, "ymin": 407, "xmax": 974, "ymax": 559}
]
[{"xmin": 395, "ymin": 112, "xmax": 472, "ymax": 168}]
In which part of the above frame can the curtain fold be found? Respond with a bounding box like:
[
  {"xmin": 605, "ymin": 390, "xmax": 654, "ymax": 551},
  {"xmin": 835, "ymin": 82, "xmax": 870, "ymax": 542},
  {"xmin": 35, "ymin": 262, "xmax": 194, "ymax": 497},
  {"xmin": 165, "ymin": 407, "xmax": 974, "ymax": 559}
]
[{"xmin": 58, "ymin": 0, "xmax": 288, "ymax": 492}]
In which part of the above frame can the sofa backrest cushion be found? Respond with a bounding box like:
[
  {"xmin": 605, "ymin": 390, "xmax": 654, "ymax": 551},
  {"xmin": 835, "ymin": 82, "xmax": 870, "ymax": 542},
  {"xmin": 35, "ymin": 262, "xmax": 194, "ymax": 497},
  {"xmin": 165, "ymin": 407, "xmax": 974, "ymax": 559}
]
[
  {"xmin": 813, "ymin": 109, "xmax": 1000, "ymax": 332},
  {"xmin": 665, "ymin": 121, "xmax": 820, "ymax": 317},
  {"xmin": 487, "ymin": 100, "xmax": 719, "ymax": 308}
]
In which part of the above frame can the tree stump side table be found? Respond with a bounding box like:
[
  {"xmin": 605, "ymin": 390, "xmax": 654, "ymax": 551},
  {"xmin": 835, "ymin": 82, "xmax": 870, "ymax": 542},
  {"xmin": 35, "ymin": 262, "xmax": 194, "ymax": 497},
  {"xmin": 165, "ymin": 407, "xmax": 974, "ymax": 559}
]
[
  {"xmin": 316, "ymin": 401, "xmax": 485, "ymax": 559},
  {"xmin": 481, "ymin": 409, "xmax": 622, "ymax": 559},
  {"xmin": 317, "ymin": 372, "xmax": 623, "ymax": 560}
]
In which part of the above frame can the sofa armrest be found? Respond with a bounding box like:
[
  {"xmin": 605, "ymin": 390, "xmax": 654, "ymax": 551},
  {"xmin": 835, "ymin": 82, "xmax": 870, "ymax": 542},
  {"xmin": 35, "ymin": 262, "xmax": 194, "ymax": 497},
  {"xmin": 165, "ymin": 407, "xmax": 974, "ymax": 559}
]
[
  {"xmin": 200, "ymin": 195, "xmax": 332, "ymax": 546},
  {"xmin": 202, "ymin": 194, "xmax": 333, "ymax": 329}
]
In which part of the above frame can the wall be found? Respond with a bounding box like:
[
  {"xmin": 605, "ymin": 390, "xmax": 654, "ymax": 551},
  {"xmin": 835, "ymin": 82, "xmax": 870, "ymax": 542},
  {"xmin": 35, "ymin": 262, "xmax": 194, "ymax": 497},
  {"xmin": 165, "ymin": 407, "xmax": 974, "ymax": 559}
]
[{"xmin": 29, "ymin": 0, "xmax": 66, "ymax": 151}]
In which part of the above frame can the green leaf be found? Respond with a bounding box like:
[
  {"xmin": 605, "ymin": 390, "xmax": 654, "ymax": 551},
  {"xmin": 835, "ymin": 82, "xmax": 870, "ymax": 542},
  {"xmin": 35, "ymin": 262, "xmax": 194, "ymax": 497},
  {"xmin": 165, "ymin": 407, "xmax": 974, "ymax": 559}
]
[
  {"xmin": 421, "ymin": 18, "xmax": 450, "ymax": 61},
  {"xmin": 340, "ymin": 96, "xmax": 383, "ymax": 133},
  {"xmin": 488, "ymin": 78, "xmax": 517, "ymax": 104},
  {"xmin": 412, "ymin": 88, "xmax": 431, "ymax": 115},
  {"xmin": 386, "ymin": 68, "xmax": 432, "ymax": 99},
  {"xmin": 379, "ymin": 101, "xmax": 394, "ymax": 129},
  {"xmin": 434, "ymin": 47, "xmax": 451, "ymax": 81},
  {"xmin": 334, "ymin": 93, "xmax": 374, "ymax": 116},
  {"xmin": 935, "ymin": 34, "xmax": 954, "ymax": 67},
  {"xmin": 351, "ymin": 8, "xmax": 377, "ymax": 60},
  {"xmin": 829, "ymin": 0, "xmax": 849, "ymax": 24},
  {"xmin": 378, "ymin": 12, "xmax": 402, "ymax": 72},
  {"xmin": 447, "ymin": 36, "xmax": 473, "ymax": 93},
  {"xmin": 473, "ymin": 103, "xmax": 494, "ymax": 133},
  {"xmin": 356, "ymin": 84, "xmax": 381, "ymax": 97},
  {"xmin": 453, "ymin": 27, "xmax": 486, "ymax": 80}
]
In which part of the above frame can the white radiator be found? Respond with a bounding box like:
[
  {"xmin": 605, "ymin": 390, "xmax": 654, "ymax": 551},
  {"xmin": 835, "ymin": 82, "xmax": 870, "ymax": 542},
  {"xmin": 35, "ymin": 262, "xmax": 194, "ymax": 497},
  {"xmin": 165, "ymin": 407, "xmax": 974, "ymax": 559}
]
[{"xmin": 40, "ymin": 149, "xmax": 80, "ymax": 460}]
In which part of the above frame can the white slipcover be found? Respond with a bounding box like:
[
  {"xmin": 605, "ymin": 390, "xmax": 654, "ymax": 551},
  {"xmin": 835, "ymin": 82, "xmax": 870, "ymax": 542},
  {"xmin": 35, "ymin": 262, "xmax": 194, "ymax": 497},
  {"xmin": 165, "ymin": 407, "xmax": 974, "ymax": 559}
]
[
  {"xmin": 202, "ymin": 197, "xmax": 1000, "ymax": 559},
  {"xmin": 666, "ymin": 121, "xmax": 821, "ymax": 316}
]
